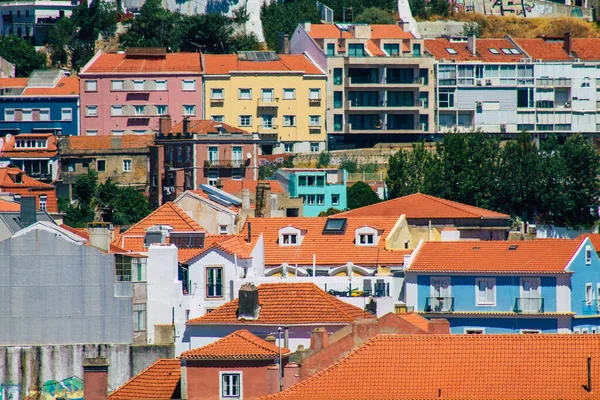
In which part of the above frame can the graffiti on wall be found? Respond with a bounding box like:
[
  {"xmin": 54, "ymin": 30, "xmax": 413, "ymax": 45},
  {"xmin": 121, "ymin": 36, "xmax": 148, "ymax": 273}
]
[
  {"xmin": 464, "ymin": 0, "xmax": 588, "ymax": 17},
  {"xmin": 0, "ymin": 377, "xmax": 86, "ymax": 400},
  {"xmin": 0, "ymin": 384, "xmax": 20, "ymax": 400}
]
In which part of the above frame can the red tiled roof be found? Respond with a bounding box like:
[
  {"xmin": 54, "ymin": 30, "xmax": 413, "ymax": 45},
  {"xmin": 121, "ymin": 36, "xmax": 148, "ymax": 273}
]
[
  {"xmin": 339, "ymin": 193, "xmax": 509, "ymax": 220},
  {"xmin": 83, "ymin": 52, "xmax": 201, "ymax": 74},
  {"xmin": 1, "ymin": 133, "xmax": 59, "ymax": 158},
  {"xmin": 220, "ymin": 179, "xmax": 284, "ymax": 195},
  {"xmin": 570, "ymin": 38, "xmax": 600, "ymax": 61},
  {"xmin": 366, "ymin": 40, "xmax": 385, "ymax": 56},
  {"xmin": 307, "ymin": 24, "xmax": 352, "ymax": 39},
  {"xmin": 397, "ymin": 312, "xmax": 430, "ymax": 332},
  {"xmin": 168, "ymin": 119, "xmax": 248, "ymax": 135},
  {"xmin": 109, "ymin": 359, "xmax": 181, "ymax": 400},
  {"xmin": 261, "ymin": 334, "xmax": 600, "ymax": 400},
  {"xmin": 0, "ymin": 78, "xmax": 27, "ymax": 88},
  {"xmin": 370, "ymin": 25, "xmax": 413, "ymax": 39},
  {"xmin": 0, "ymin": 198, "xmax": 20, "ymax": 211},
  {"xmin": 180, "ymin": 235, "xmax": 257, "ymax": 263},
  {"xmin": 0, "ymin": 167, "xmax": 54, "ymax": 188},
  {"xmin": 68, "ymin": 135, "xmax": 154, "ymax": 150},
  {"xmin": 577, "ymin": 234, "xmax": 600, "ymax": 252},
  {"xmin": 424, "ymin": 38, "xmax": 524, "ymax": 62},
  {"xmin": 241, "ymin": 216, "xmax": 410, "ymax": 267},
  {"xmin": 408, "ymin": 240, "xmax": 581, "ymax": 273},
  {"xmin": 513, "ymin": 38, "xmax": 570, "ymax": 61},
  {"xmin": 181, "ymin": 329, "xmax": 290, "ymax": 360},
  {"xmin": 22, "ymin": 76, "xmax": 79, "ymax": 96},
  {"xmin": 187, "ymin": 282, "xmax": 374, "ymax": 325},
  {"xmin": 203, "ymin": 54, "xmax": 324, "ymax": 75}
]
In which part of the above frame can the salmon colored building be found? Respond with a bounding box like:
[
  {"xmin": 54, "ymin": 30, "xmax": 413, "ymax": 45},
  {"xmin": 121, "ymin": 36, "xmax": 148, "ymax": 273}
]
[{"xmin": 0, "ymin": 167, "xmax": 57, "ymax": 212}]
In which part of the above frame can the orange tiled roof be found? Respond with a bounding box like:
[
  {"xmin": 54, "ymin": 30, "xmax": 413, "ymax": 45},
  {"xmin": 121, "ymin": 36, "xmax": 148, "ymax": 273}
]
[
  {"xmin": 0, "ymin": 167, "xmax": 54, "ymax": 188},
  {"xmin": 180, "ymin": 235, "xmax": 257, "ymax": 263},
  {"xmin": 22, "ymin": 76, "xmax": 79, "ymax": 96},
  {"xmin": 109, "ymin": 359, "xmax": 181, "ymax": 400},
  {"xmin": 261, "ymin": 334, "xmax": 600, "ymax": 400},
  {"xmin": 408, "ymin": 240, "xmax": 582, "ymax": 273},
  {"xmin": 168, "ymin": 119, "xmax": 248, "ymax": 135},
  {"xmin": 0, "ymin": 78, "xmax": 27, "ymax": 88},
  {"xmin": 0, "ymin": 198, "xmax": 20, "ymax": 211},
  {"xmin": 187, "ymin": 282, "xmax": 374, "ymax": 325},
  {"xmin": 397, "ymin": 312, "xmax": 430, "ymax": 332},
  {"xmin": 241, "ymin": 216, "xmax": 410, "ymax": 267},
  {"xmin": 570, "ymin": 38, "xmax": 600, "ymax": 61},
  {"xmin": 203, "ymin": 54, "xmax": 324, "ymax": 75},
  {"xmin": 83, "ymin": 52, "xmax": 201, "ymax": 74},
  {"xmin": 366, "ymin": 40, "xmax": 385, "ymax": 56},
  {"xmin": 68, "ymin": 135, "xmax": 154, "ymax": 150},
  {"xmin": 60, "ymin": 224, "xmax": 138, "ymax": 255},
  {"xmin": 307, "ymin": 24, "xmax": 353, "ymax": 39},
  {"xmin": 181, "ymin": 329, "xmax": 290, "ymax": 360},
  {"xmin": 577, "ymin": 234, "xmax": 600, "ymax": 252},
  {"xmin": 370, "ymin": 25, "xmax": 414, "ymax": 39},
  {"xmin": 339, "ymin": 193, "xmax": 509, "ymax": 220},
  {"xmin": 220, "ymin": 179, "xmax": 284, "ymax": 195},
  {"xmin": 424, "ymin": 38, "xmax": 525, "ymax": 62},
  {"xmin": 513, "ymin": 38, "xmax": 570, "ymax": 61},
  {"xmin": 1, "ymin": 133, "xmax": 59, "ymax": 158}
]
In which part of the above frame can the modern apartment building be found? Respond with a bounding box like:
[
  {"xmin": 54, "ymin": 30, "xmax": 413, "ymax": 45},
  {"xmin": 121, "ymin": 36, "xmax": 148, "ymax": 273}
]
[
  {"xmin": 425, "ymin": 34, "xmax": 600, "ymax": 134},
  {"xmin": 290, "ymin": 23, "xmax": 436, "ymax": 150},
  {"xmin": 79, "ymin": 48, "xmax": 202, "ymax": 136},
  {"xmin": 202, "ymin": 52, "xmax": 327, "ymax": 154}
]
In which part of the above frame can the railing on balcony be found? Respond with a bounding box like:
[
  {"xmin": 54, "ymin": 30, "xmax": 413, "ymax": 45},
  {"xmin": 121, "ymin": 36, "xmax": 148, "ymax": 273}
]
[
  {"xmin": 258, "ymin": 97, "xmax": 279, "ymax": 107},
  {"xmin": 514, "ymin": 297, "xmax": 544, "ymax": 313},
  {"xmin": 424, "ymin": 297, "xmax": 454, "ymax": 313},
  {"xmin": 206, "ymin": 284, "xmax": 224, "ymax": 298},
  {"xmin": 581, "ymin": 300, "xmax": 600, "ymax": 316},
  {"xmin": 324, "ymin": 282, "xmax": 390, "ymax": 298},
  {"xmin": 203, "ymin": 159, "xmax": 246, "ymax": 169}
]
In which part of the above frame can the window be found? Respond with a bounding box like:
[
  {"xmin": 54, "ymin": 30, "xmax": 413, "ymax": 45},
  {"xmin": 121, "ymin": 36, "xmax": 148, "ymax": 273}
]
[
  {"xmin": 219, "ymin": 225, "xmax": 228, "ymax": 235},
  {"xmin": 112, "ymin": 130, "xmax": 124, "ymax": 136},
  {"xmin": 156, "ymin": 105, "xmax": 167, "ymax": 115},
  {"xmin": 155, "ymin": 80, "xmax": 167, "ymax": 91},
  {"xmin": 261, "ymin": 115, "xmax": 274, "ymax": 129},
  {"xmin": 212, "ymin": 115, "xmax": 224, "ymax": 122},
  {"xmin": 86, "ymin": 105, "xmax": 98, "ymax": 117},
  {"xmin": 111, "ymin": 80, "xmax": 123, "ymax": 91},
  {"xmin": 111, "ymin": 105, "xmax": 123, "ymax": 116},
  {"xmin": 439, "ymin": 89, "xmax": 455, "ymax": 108},
  {"xmin": 261, "ymin": 88, "xmax": 274, "ymax": 101},
  {"xmin": 39, "ymin": 109, "xmax": 50, "ymax": 121},
  {"xmin": 327, "ymin": 43, "xmax": 335, "ymax": 56},
  {"xmin": 211, "ymin": 88, "xmax": 224, "ymax": 100},
  {"xmin": 283, "ymin": 115, "xmax": 296, "ymax": 126},
  {"xmin": 310, "ymin": 143, "xmax": 319, "ymax": 152},
  {"xmin": 489, "ymin": 48, "xmax": 499, "ymax": 54},
  {"xmin": 586, "ymin": 283, "xmax": 593, "ymax": 305},
  {"xmin": 86, "ymin": 130, "xmax": 98, "ymax": 136},
  {"xmin": 39, "ymin": 195, "xmax": 47, "ymax": 211},
  {"xmin": 208, "ymin": 146, "xmax": 219, "ymax": 164},
  {"xmin": 123, "ymin": 159, "xmax": 132, "ymax": 172},
  {"xmin": 282, "ymin": 234, "xmax": 298, "ymax": 245},
  {"xmin": 359, "ymin": 234, "xmax": 374, "ymax": 245},
  {"xmin": 97, "ymin": 160, "xmax": 106, "ymax": 172},
  {"xmin": 383, "ymin": 43, "xmax": 400, "ymax": 56},
  {"xmin": 476, "ymin": 278, "xmax": 495, "ymax": 306},
  {"xmin": 309, "ymin": 115, "xmax": 321, "ymax": 126},
  {"xmin": 331, "ymin": 194, "xmax": 340, "ymax": 206},
  {"xmin": 207, "ymin": 171, "xmax": 219, "ymax": 186},
  {"xmin": 465, "ymin": 328, "xmax": 484, "ymax": 334},
  {"xmin": 221, "ymin": 372, "xmax": 241, "ymax": 398},
  {"xmin": 183, "ymin": 105, "xmax": 196, "ymax": 116},
  {"xmin": 4, "ymin": 109, "xmax": 15, "ymax": 121},
  {"xmin": 284, "ymin": 143, "xmax": 294, "ymax": 153},
  {"xmin": 206, "ymin": 267, "xmax": 223, "ymax": 298},
  {"xmin": 85, "ymin": 80, "xmax": 97, "ymax": 92},
  {"xmin": 309, "ymin": 88, "xmax": 321, "ymax": 100},
  {"xmin": 135, "ymin": 105, "xmax": 145, "ymax": 116},
  {"xmin": 412, "ymin": 43, "xmax": 421, "ymax": 57},
  {"xmin": 586, "ymin": 245, "xmax": 592, "ymax": 265},
  {"xmin": 182, "ymin": 80, "xmax": 196, "ymax": 91},
  {"xmin": 133, "ymin": 304, "xmax": 146, "ymax": 331},
  {"xmin": 333, "ymin": 68, "xmax": 342, "ymax": 85},
  {"xmin": 283, "ymin": 88, "xmax": 296, "ymax": 100},
  {"xmin": 316, "ymin": 194, "xmax": 324, "ymax": 206},
  {"xmin": 239, "ymin": 88, "xmax": 252, "ymax": 99},
  {"xmin": 348, "ymin": 43, "xmax": 365, "ymax": 57},
  {"xmin": 239, "ymin": 115, "xmax": 252, "ymax": 127},
  {"xmin": 307, "ymin": 195, "xmax": 316, "ymax": 205},
  {"xmin": 333, "ymin": 91, "xmax": 343, "ymax": 108},
  {"xmin": 22, "ymin": 109, "xmax": 32, "ymax": 121},
  {"xmin": 232, "ymin": 146, "xmax": 242, "ymax": 166}
]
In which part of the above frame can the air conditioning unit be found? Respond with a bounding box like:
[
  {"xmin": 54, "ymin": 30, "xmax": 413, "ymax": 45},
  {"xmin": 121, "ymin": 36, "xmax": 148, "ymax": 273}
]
[
  {"xmin": 535, "ymin": 58, "xmax": 543, "ymax": 63},
  {"xmin": 520, "ymin": 58, "xmax": 528, "ymax": 63},
  {"xmin": 439, "ymin": 58, "xmax": 446, "ymax": 63}
]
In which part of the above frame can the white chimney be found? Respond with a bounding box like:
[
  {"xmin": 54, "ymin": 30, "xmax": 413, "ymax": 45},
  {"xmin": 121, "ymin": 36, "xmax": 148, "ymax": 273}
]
[{"xmin": 467, "ymin": 35, "xmax": 476, "ymax": 56}]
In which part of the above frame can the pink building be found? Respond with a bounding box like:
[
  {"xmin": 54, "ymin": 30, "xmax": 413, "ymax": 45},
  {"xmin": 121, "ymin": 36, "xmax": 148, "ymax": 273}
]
[{"xmin": 79, "ymin": 48, "xmax": 202, "ymax": 136}]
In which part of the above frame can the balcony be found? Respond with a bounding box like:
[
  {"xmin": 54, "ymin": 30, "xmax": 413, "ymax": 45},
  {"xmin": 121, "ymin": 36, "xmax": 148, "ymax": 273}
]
[
  {"xmin": 344, "ymin": 101, "xmax": 422, "ymax": 111},
  {"xmin": 204, "ymin": 159, "xmax": 247, "ymax": 169},
  {"xmin": 258, "ymin": 97, "xmax": 279, "ymax": 108},
  {"xmin": 514, "ymin": 297, "xmax": 544, "ymax": 313},
  {"xmin": 309, "ymin": 125, "xmax": 322, "ymax": 134},
  {"xmin": 536, "ymin": 78, "xmax": 571, "ymax": 87},
  {"xmin": 342, "ymin": 124, "xmax": 423, "ymax": 134},
  {"xmin": 324, "ymin": 282, "xmax": 390, "ymax": 298},
  {"xmin": 581, "ymin": 300, "xmax": 600, "ymax": 316},
  {"xmin": 309, "ymin": 98, "xmax": 322, "ymax": 107},
  {"xmin": 424, "ymin": 297, "xmax": 454, "ymax": 313},
  {"xmin": 206, "ymin": 284, "xmax": 224, "ymax": 298}
]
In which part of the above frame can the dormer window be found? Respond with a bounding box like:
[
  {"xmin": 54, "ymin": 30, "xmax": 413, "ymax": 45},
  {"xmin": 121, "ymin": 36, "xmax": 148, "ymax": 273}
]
[
  {"xmin": 278, "ymin": 226, "xmax": 304, "ymax": 246},
  {"xmin": 282, "ymin": 234, "xmax": 297, "ymax": 245},
  {"xmin": 355, "ymin": 226, "xmax": 381, "ymax": 246},
  {"xmin": 359, "ymin": 234, "xmax": 374, "ymax": 245}
]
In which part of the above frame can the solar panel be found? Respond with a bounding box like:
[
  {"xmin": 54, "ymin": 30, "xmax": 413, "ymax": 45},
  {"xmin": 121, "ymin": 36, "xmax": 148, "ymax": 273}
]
[{"xmin": 237, "ymin": 51, "xmax": 280, "ymax": 61}]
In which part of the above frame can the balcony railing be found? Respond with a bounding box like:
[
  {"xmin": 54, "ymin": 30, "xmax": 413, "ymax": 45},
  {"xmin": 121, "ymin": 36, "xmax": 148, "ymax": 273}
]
[
  {"xmin": 581, "ymin": 300, "xmax": 600, "ymax": 316},
  {"xmin": 258, "ymin": 97, "xmax": 279, "ymax": 107},
  {"xmin": 324, "ymin": 282, "xmax": 390, "ymax": 298},
  {"xmin": 514, "ymin": 297, "xmax": 544, "ymax": 313},
  {"xmin": 424, "ymin": 297, "xmax": 454, "ymax": 313},
  {"xmin": 206, "ymin": 284, "xmax": 224, "ymax": 298},
  {"xmin": 204, "ymin": 159, "xmax": 246, "ymax": 169}
]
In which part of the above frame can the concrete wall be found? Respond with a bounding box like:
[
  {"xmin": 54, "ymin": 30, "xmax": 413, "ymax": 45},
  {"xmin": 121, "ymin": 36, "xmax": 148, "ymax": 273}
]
[
  {"xmin": 0, "ymin": 343, "xmax": 174, "ymax": 400},
  {"xmin": 175, "ymin": 192, "xmax": 239, "ymax": 235}
]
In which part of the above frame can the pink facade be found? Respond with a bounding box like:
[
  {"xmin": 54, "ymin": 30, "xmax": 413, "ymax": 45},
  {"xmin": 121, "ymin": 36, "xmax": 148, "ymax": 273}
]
[{"xmin": 79, "ymin": 50, "xmax": 202, "ymax": 136}]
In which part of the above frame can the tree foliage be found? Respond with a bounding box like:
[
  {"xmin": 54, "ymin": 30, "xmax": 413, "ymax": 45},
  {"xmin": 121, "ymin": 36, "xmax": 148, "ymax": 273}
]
[
  {"xmin": 0, "ymin": 35, "xmax": 47, "ymax": 77},
  {"xmin": 385, "ymin": 132, "xmax": 600, "ymax": 228},
  {"xmin": 120, "ymin": 0, "xmax": 184, "ymax": 50},
  {"xmin": 318, "ymin": 0, "xmax": 396, "ymax": 22},
  {"xmin": 316, "ymin": 151, "xmax": 332, "ymax": 168},
  {"xmin": 339, "ymin": 155, "xmax": 358, "ymax": 173},
  {"xmin": 409, "ymin": 0, "xmax": 450, "ymax": 20},
  {"xmin": 318, "ymin": 207, "xmax": 343, "ymax": 216},
  {"xmin": 259, "ymin": 155, "xmax": 295, "ymax": 179},
  {"xmin": 260, "ymin": 0, "xmax": 321, "ymax": 51},
  {"xmin": 354, "ymin": 8, "xmax": 396, "ymax": 24},
  {"xmin": 347, "ymin": 181, "xmax": 380, "ymax": 210}
]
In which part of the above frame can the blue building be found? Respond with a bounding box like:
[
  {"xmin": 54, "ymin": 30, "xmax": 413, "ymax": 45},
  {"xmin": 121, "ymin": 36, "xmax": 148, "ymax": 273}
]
[
  {"xmin": 275, "ymin": 168, "xmax": 347, "ymax": 217},
  {"xmin": 0, "ymin": 70, "xmax": 79, "ymax": 136},
  {"xmin": 405, "ymin": 238, "xmax": 600, "ymax": 334}
]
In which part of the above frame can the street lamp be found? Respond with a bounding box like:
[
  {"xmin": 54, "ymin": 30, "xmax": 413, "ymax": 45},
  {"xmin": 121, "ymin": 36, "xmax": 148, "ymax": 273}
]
[{"xmin": 277, "ymin": 327, "xmax": 283, "ymax": 391}]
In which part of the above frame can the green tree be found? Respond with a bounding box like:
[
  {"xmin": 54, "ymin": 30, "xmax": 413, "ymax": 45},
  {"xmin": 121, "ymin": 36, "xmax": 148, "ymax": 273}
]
[
  {"xmin": 180, "ymin": 13, "xmax": 234, "ymax": 53},
  {"xmin": 318, "ymin": 207, "xmax": 343, "ymax": 216},
  {"xmin": 228, "ymin": 32, "xmax": 262, "ymax": 53},
  {"xmin": 354, "ymin": 7, "xmax": 395, "ymax": 24},
  {"xmin": 463, "ymin": 22, "xmax": 480, "ymax": 37},
  {"xmin": 429, "ymin": 0, "xmax": 450, "ymax": 16},
  {"xmin": 47, "ymin": 17, "xmax": 75, "ymax": 67},
  {"xmin": 386, "ymin": 141, "xmax": 434, "ymax": 198},
  {"xmin": 0, "ymin": 35, "xmax": 47, "ymax": 77},
  {"xmin": 409, "ymin": 0, "xmax": 427, "ymax": 19},
  {"xmin": 97, "ymin": 179, "xmax": 151, "ymax": 225},
  {"xmin": 120, "ymin": 0, "xmax": 184, "ymax": 50},
  {"xmin": 339, "ymin": 155, "xmax": 358, "ymax": 173},
  {"xmin": 536, "ymin": 135, "xmax": 570, "ymax": 225},
  {"xmin": 347, "ymin": 181, "xmax": 380, "ymax": 209},
  {"xmin": 260, "ymin": 0, "xmax": 321, "ymax": 51},
  {"xmin": 74, "ymin": 170, "xmax": 98, "ymax": 205},
  {"xmin": 316, "ymin": 151, "xmax": 332, "ymax": 168}
]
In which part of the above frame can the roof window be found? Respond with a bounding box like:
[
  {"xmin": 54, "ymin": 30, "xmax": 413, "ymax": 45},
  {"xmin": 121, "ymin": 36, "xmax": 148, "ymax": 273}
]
[
  {"xmin": 446, "ymin": 48, "xmax": 457, "ymax": 55},
  {"xmin": 323, "ymin": 218, "xmax": 347, "ymax": 234},
  {"xmin": 489, "ymin": 48, "xmax": 499, "ymax": 54},
  {"xmin": 501, "ymin": 48, "xmax": 519, "ymax": 55},
  {"xmin": 508, "ymin": 245, "xmax": 519, "ymax": 250}
]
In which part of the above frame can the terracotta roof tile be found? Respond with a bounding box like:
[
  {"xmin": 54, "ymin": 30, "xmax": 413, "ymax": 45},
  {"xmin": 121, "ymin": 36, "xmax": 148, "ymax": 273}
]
[
  {"xmin": 0, "ymin": 78, "xmax": 27, "ymax": 88},
  {"xmin": 187, "ymin": 282, "xmax": 374, "ymax": 325},
  {"xmin": 181, "ymin": 329, "xmax": 290, "ymax": 360},
  {"xmin": 181, "ymin": 235, "xmax": 257, "ymax": 263},
  {"xmin": 425, "ymin": 38, "xmax": 524, "ymax": 62},
  {"xmin": 0, "ymin": 167, "xmax": 55, "ymax": 188},
  {"xmin": 577, "ymin": 234, "xmax": 600, "ymax": 252},
  {"xmin": 241, "ymin": 217, "xmax": 410, "ymax": 267},
  {"xmin": 83, "ymin": 52, "xmax": 201, "ymax": 74},
  {"xmin": 571, "ymin": 38, "xmax": 600, "ymax": 60},
  {"xmin": 22, "ymin": 76, "xmax": 79, "ymax": 96},
  {"xmin": 0, "ymin": 198, "xmax": 20, "ymax": 211},
  {"xmin": 109, "ymin": 359, "xmax": 180, "ymax": 400},
  {"xmin": 408, "ymin": 239, "xmax": 581, "ymax": 273},
  {"xmin": 1, "ymin": 134, "xmax": 59, "ymax": 159},
  {"xmin": 370, "ymin": 25, "xmax": 414, "ymax": 39},
  {"xmin": 261, "ymin": 334, "xmax": 600, "ymax": 400},
  {"xmin": 203, "ymin": 54, "xmax": 323, "ymax": 75},
  {"xmin": 168, "ymin": 119, "xmax": 248, "ymax": 135},
  {"xmin": 307, "ymin": 24, "xmax": 353, "ymax": 39},
  {"xmin": 339, "ymin": 193, "xmax": 509, "ymax": 219},
  {"xmin": 366, "ymin": 40, "xmax": 385, "ymax": 56},
  {"xmin": 220, "ymin": 179, "xmax": 284, "ymax": 195},
  {"xmin": 513, "ymin": 38, "xmax": 570, "ymax": 61},
  {"xmin": 396, "ymin": 312, "xmax": 430, "ymax": 332},
  {"xmin": 60, "ymin": 224, "xmax": 138, "ymax": 255},
  {"xmin": 68, "ymin": 135, "xmax": 154, "ymax": 150}
]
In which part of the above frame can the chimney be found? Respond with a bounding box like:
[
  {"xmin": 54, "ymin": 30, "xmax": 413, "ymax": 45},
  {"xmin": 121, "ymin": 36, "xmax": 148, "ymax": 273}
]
[
  {"xmin": 284, "ymin": 327, "xmax": 289, "ymax": 349},
  {"xmin": 83, "ymin": 357, "xmax": 109, "ymax": 400},
  {"xmin": 586, "ymin": 356, "xmax": 593, "ymax": 392},
  {"xmin": 182, "ymin": 116, "xmax": 190, "ymax": 134},
  {"xmin": 279, "ymin": 34, "xmax": 290, "ymax": 54},
  {"xmin": 246, "ymin": 222, "xmax": 252, "ymax": 243},
  {"xmin": 303, "ymin": 21, "xmax": 311, "ymax": 32},
  {"xmin": 310, "ymin": 327, "xmax": 328, "ymax": 351},
  {"xmin": 467, "ymin": 34, "xmax": 476, "ymax": 56},
  {"xmin": 564, "ymin": 32, "xmax": 572, "ymax": 57},
  {"xmin": 238, "ymin": 283, "xmax": 259, "ymax": 320},
  {"xmin": 397, "ymin": 19, "xmax": 409, "ymax": 32},
  {"xmin": 20, "ymin": 196, "xmax": 37, "ymax": 227},
  {"xmin": 263, "ymin": 183, "xmax": 272, "ymax": 217},
  {"xmin": 88, "ymin": 222, "xmax": 113, "ymax": 253},
  {"xmin": 428, "ymin": 318, "xmax": 450, "ymax": 334},
  {"xmin": 241, "ymin": 188, "xmax": 251, "ymax": 210},
  {"xmin": 282, "ymin": 363, "xmax": 300, "ymax": 389},
  {"xmin": 266, "ymin": 365, "xmax": 280, "ymax": 394},
  {"xmin": 159, "ymin": 115, "xmax": 172, "ymax": 135}
]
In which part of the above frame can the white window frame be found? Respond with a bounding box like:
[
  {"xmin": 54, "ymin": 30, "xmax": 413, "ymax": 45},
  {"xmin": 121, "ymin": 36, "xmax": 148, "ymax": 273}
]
[
  {"xmin": 261, "ymin": 115, "xmax": 274, "ymax": 129},
  {"xmin": 39, "ymin": 108, "xmax": 50, "ymax": 121},
  {"xmin": 310, "ymin": 143, "xmax": 319, "ymax": 152},
  {"xmin": 133, "ymin": 80, "xmax": 145, "ymax": 91},
  {"xmin": 111, "ymin": 80, "xmax": 124, "ymax": 91},
  {"xmin": 239, "ymin": 115, "xmax": 252, "ymax": 127},
  {"xmin": 85, "ymin": 80, "xmax": 97, "ymax": 92},
  {"xmin": 183, "ymin": 105, "xmax": 196, "ymax": 116},
  {"xmin": 309, "ymin": 88, "xmax": 321, "ymax": 100},
  {"xmin": 22, "ymin": 109, "xmax": 32, "ymax": 121},
  {"xmin": 39, "ymin": 195, "xmax": 47, "ymax": 211},
  {"xmin": 220, "ymin": 371, "xmax": 242, "ymax": 398},
  {"xmin": 155, "ymin": 80, "xmax": 167, "ymax": 91},
  {"xmin": 111, "ymin": 130, "xmax": 124, "ymax": 136},
  {"xmin": 238, "ymin": 88, "xmax": 252, "ymax": 100},
  {"xmin": 582, "ymin": 328, "xmax": 590, "ymax": 334},
  {"xmin": 309, "ymin": 115, "xmax": 321, "ymax": 126},
  {"xmin": 332, "ymin": 194, "xmax": 340, "ymax": 206},
  {"xmin": 123, "ymin": 159, "xmax": 132, "ymax": 172},
  {"xmin": 586, "ymin": 245, "xmax": 592, "ymax": 265},
  {"xmin": 182, "ymin": 80, "xmax": 196, "ymax": 91},
  {"xmin": 219, "ymin": 225, "xmax": 228, "ymax": 235},
  {"xmin": 284, "ymin": 143, "xmax": 293, "ymax": 153},
  {"xmin": 133, "ymin": 303, "xmax": 146, "ymax": 331},
  {"xmin": 4, "ymin": 109, "xmax": 15, "ymax": 121},
  {"xmin": 359, "ymin": 233, "xmax": 375, "ymax": 245},
  {"xmin": 283, "ymin": 115, "xmax": 296, "ymax": 127},
  {"xmin": 281, "ymin": 233, "xmax": 298, "ymax": 245},
  {"xmin": 111, "ymin": 105, "xmax": 123, "ymax": 116},
  {"xmin": 86, "ymin": 130, "xmax": 98, "ymax": 136},
  {"xmin": 261, "ymin": 88, "xmax": 274, "ymax": 101},
  {"xmin": 211, "ymin": 88, "xmax": 224, "ymax": 100},
  {"xmin": 475, "ymin": 278, "xmax": 496, "ymax": 306},
  {"xmin": 464, "ymin": 328, "xmax": 485, "ymax": 334},
  {"xmin": 212, "ymin": 115, "xmax": 224, "ymax": 122},
  {"xmin": 283, "ymin": 88, "xmax": 296, "ymax": 100},
  {"xmin": 86, "ymin": 105, "xmax": 98, "ymax": 117},
  {"xmin": 208, "ymin": 171, "xmax": 219, "ymax": 186},
  {"xmin": 586, "ymin": 283, "xmax": 593, "ymax": 305}
]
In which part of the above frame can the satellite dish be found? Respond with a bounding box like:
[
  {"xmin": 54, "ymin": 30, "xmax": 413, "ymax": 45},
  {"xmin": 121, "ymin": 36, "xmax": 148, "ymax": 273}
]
[{"xmin": 247, "ymin": 152, "xmax": 252, "ymax": 159}]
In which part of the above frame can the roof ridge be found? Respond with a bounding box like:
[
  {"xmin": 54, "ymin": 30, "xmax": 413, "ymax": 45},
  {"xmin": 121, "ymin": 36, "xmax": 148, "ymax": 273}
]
[
  {"xmin": 235, "ymin": 329, "xmax": 283, "ymax": 353},
  {"xmin": 418, "ymin": 193, "xmax": 490, "ymax": 217},
  {"xmin": 309, "ymin": 282, "xmax": 360, "ymax": 322},
  {"xmin": 109, "ymin": 358, "xmax": 178, "ymax": 399}
]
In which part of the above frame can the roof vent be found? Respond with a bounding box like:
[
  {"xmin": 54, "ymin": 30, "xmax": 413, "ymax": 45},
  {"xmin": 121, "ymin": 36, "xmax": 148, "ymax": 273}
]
[
  {"xmin": 472, "ymin": 246, "xmax": 480, "ymax": 250},
  {"xmin": 508, "ymin": 245, "xmax": 519, "ymax": 250}
]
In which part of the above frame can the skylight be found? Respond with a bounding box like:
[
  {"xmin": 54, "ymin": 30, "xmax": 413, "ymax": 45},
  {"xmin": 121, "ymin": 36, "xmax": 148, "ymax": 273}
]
[
  {"xmin": 489, "ymin": 48, "xmax": 500, "ymax": 54},
  {"xmin": 501, "ymin": 48, "xmax": 513, "ymax": 54},
  {"xmin": 446, "ymin": 48, "xmax": 457, "ymax": 55},
  {"xmin": 509, "ymin": 48, "xmax": 520, "ymax": 54},
  {"xmin": 323, "ymin": 218, "xmax": 347, "ymax": 234},
  {"xmin": 508, "ymin": 245, "xmax": 519, "ymax": 250}
]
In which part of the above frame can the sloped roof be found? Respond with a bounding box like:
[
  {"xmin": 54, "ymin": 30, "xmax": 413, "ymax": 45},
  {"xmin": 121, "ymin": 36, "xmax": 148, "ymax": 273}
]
[
  {"xmin": 187, "ymin": 282, "xmax": 374, "ymax": 325},
  {"xmin": 339, "ymin": 193, "xmax": 509, "ymax": 220},
  {"xmin": 22, "ymin": 76, "xmax": 79, "ymax": 96},
  {"xmin": 82, "ymin": 52, "xmax": 201, "ymax": 74},
  {"xmin": 241, "ymin": 216, "xmax": 410, "ymax": 267},
  {"xmin": 577, "ymin": 234, "xmax": 600, "ymax": 252},
  {"xmin": 1, "ymin": 133, "xmax": 59, "ymax": 159},
  {"xmin": 408, "ymin": 240, "xmax": 581, "ymax": 273},
  {"xmin": 0, "ymin": 78, "xmax": 27, "ymax": 88},
  {"xmin": 424, "ymin": 38, "xmax": 524, "ymax": 62},
  {"xmin": 307, "ymin": 24, "xmax": 413, "ymax": 40},
  {"xmin": 67, "ymin": 135, "xmax": 154, "ymax": 150},
  {"xmin": 109, "ymin": 359, "xmax": 181, "ymax": 400},
  {"xmin": 59, "ymin": 224, "xmax": 139, "ymax": 255},
  {"xmin": 261, "ymin": 334, "xmax": 600, "ymax": 400},
  {"xmin": 203, "ymin": 54, "xmax": 324, "ymax": 75},
  {"xmin": 0, "ymin": 198, "xmax": 20, "ymax": 211},
  {"xmin": 168, "ymin": 119, "xmax": 248, "ymax": 135},
  {"xmin": 181, "ymin": 329, "xmax": 290, "ymax": 360},
  {"xmin": 180, "ymin": 235, "xmax": 257, "ymax": 263},
  {"xmin": 513, "ymin": 38, "xmax": 571, "ymax": 61},
  {"xmin": 0, "ymin": 167, "xmax": 55, "ymax": 189}
]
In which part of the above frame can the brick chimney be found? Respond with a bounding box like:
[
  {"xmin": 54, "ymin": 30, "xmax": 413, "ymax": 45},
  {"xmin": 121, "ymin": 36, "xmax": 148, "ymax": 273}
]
[
  {"xmin": 83, "ymin": 357, "xmax": 109, "ymax": 400},
  {"xmin": 266, "ymin": 364, "xmax": 280, "ymax": 394},
  {"xmin": 428, "ymin": 318, "xmax": 450, "ymax": 334},
  {"xmin": 159, "ymin": 115, "xmax": 172, "ymax": 135},
  {"xmin": 564, "ymin": 32, "xmax": 572, "ymax": 57},
  {"xmin": 238, "ymin": 283, "xmax": 259, "ymax": 320},
  {"xmin": 241, "ymin": 188, "xmax": 251, "ymax": 210},
  {"xmin": 310, "ymin": 327, "xmax": 328, "ymax": 351}
]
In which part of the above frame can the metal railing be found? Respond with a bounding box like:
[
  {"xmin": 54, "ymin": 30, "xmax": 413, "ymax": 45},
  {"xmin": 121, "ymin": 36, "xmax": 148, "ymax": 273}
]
[
  {"xmin": 204, "ymin": 159, "xmax": 246, "ymax": 168},
  {"xmin": 581, "ymin": 300, "xmax": 600, "ymax": 316},
  {"xmin": 514, "ymin": 297, "xmax": 544, "ymax": 313},
  {"xmin": 424, "ymin": 297, "xmax": 454, "ymax": 313},
  {"xmin": 324, "ymin": 282, "xmax": 390, "ymax": 298}
]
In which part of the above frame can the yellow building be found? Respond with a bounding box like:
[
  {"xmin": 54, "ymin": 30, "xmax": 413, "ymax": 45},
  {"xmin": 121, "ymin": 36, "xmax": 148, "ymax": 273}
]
[{"xmin": 202, "ymin": 52, "xmax": 327, "ymax": 154}]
